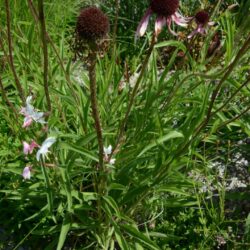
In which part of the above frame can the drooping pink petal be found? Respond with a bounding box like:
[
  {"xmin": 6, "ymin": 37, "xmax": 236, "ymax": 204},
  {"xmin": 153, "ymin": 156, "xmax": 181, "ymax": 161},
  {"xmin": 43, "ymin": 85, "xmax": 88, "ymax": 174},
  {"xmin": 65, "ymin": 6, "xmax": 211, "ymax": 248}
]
[
  {"xmin": 135, "ymin": 8, "xmax": 152, "ymax": 40},
  {"xmin": 187, "ymin": 29, "xmax": 199, "ymax": 39},
  {"xmin": 172, "ymin": 12, "xmax": 190, "ymax": 27},
  {"xmin": 197, "ymin": 24, "xmax": 206, "ymax": 34},
  {"xmin": 23, "ymin": 141, "xmax": 30, "ymax": 155},
  {"xmin": 166, "ymin": 17, "xmax": 178, "ymax": 36},
  {"xmin": 155, "ymin": 16, "xmax": 166, "ymax": 36},
  {"xmin": 29, "ymin": 140, "xmax": 39, "ymax": 153},
  {"xmin": 22, "ymin": 116, "xmax": 33, "ymax": 128},
  {"xmin": 22, "ymin": 166, "xmax": 31, "ymax": 180}
]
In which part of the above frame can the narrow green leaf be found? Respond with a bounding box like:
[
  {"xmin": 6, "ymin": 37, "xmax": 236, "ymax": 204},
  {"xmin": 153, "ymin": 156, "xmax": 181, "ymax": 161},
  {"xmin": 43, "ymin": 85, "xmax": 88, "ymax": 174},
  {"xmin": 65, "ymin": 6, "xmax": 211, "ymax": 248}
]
[{"xmin": 138, "ymin": 131, "xmax": 183, "ymax": 157}]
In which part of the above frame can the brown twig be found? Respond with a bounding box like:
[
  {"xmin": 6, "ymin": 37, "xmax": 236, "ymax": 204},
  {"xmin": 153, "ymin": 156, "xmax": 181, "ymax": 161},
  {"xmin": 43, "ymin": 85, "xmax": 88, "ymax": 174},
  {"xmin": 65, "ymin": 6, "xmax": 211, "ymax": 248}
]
[
  {"xmin": 4, "ymin": 0, "xmax": 25, "ymax": 105},
  {"xmin": 38, "ymin": 0, "xmax": 51, "ymax": 112},
  {"xmin": 216, "ymin": 106, "xmax": 250, "ymax": 130},
  {"xmin": 88, "ymin": 50, "xmax": 104, "ymax": 171}
]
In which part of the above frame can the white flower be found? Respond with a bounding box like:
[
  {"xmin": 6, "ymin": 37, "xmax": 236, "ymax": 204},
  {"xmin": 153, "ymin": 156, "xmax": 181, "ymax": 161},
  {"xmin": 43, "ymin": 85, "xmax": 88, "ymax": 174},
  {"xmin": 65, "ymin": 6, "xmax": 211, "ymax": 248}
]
[
  {"xmin": 109, "ymin": 158, "xmax": 116, "ymax": 165},
  {"xmin": 103, "ymin": 145, "xmax": 116, "ymax": 165},
  {"xmin": 36, "ymin": 137, "xmax": 56, "ymax": 161},
  {"xmin": 22, "ymin": 166, "xmax": 31, "ymax": 180},
  {"xmin": 20, "ymin": 96, "xmax": 46, "ymax": 128},
  {"xmin": 227, "ymin": 177, "xmax": 247, "ymax": 190},
  {"xmin": 104, "ymin": 145, "xmax": 112, "ymax": 157}
]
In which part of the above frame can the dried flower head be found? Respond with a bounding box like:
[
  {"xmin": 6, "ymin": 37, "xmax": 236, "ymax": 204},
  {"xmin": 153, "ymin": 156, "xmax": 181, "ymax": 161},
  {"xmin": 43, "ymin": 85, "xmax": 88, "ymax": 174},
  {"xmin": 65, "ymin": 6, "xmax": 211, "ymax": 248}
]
[
  {"xmin": 76, "ymin": 7, "xmax": 109, "ymax": 41},
  {"xmin": 195, "ymin": 10, "xmax": 210, "ymax": 25},
  {"xmin": 150, "ymin": 0, "xmax": 179, "ymax": 16}
]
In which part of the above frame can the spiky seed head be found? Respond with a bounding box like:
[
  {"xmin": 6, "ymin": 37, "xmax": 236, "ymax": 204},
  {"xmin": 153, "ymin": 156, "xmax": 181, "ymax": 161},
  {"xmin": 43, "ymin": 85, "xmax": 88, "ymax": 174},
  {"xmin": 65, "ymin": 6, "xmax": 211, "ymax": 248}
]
[
  {"xmin": 195, "ymin": 10, "xmax": 210, "ymax": 25},
  {"xmin": 76, "ymin": 7, "xmax": 109, "ymax": 41},
  {"xmin": 150, "ymin": 0, "xmax": 179, "ymax": 16}
]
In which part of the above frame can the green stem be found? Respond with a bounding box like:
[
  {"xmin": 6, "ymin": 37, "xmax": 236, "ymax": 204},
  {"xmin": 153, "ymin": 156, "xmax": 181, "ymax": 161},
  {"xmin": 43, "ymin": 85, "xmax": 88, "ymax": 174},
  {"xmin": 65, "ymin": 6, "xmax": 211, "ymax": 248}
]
[{"xmin": 41, "ymin": 159, "xmax": 54, "ymax": 214}]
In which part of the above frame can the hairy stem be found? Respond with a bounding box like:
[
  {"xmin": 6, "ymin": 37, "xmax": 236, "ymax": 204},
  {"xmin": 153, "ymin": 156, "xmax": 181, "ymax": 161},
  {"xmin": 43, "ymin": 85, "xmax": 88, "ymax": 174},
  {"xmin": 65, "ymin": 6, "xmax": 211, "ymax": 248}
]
[
  {"xmin": 38, "ymin": 0, "xmax": 51, "ymax": 112},
  {"xmin": 4, "ymin": 0, "xmax": 25, "ymax": 104},
  {"xmin": 88, "ymin": 51, "xmax": 104, "ymax": 172}
]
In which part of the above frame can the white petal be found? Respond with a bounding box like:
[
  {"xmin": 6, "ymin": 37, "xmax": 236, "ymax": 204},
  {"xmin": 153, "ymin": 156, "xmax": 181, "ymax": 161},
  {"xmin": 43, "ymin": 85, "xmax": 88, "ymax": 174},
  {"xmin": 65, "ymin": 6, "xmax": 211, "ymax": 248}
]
[
  {"xmin": 109, "ymin": 158, "xmax": 116, "ymax": 165},
  {"xmin": 135, "ymin": 8, "xmax": 152, "ymax": 40},
  {"xmin": 36, "ymin": 137, "xmax": 56, "ymax": 161},
  {"xmin": 166, "ymin": 17, "xmax": 178, "ymax": 36},
  {"xmin": 104, "ymin": 145, "xmax": 112, "ymax": 155},
  {"xmin": 172, "ymin": 13, "xmax": 188, "ymax": 27},
  {"xmin": 155, "ymin": 16, "xmax": 166, "ymax": 36},
  {"xmin": 26, "ymin": 96, "xmax": 33, "ymax": 106}
]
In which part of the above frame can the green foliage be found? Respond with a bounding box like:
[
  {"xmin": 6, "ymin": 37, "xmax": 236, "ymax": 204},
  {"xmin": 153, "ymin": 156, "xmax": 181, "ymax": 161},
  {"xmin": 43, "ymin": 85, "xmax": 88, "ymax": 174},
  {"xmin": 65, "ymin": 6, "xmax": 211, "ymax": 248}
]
[{"xmin": 0, "ymin": 0, "xmax": 249, "ymax": 249}]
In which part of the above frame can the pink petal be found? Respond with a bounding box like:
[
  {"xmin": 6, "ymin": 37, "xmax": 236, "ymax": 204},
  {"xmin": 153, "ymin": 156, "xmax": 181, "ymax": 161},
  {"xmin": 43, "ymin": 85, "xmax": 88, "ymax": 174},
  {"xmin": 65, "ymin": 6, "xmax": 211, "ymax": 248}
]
[
  {"xmin": 166, "ymin": 17, "xmax": 178, "ymax": 36},
  {"xmin": 22, "ymin": 166, "xmax": 31, "ymax": 180},
  {"xmin": 187, "ymin": 29, "xmax": 198, "ymax": 39},
  {"xmin": 20, "ymin": 107, "xmax": 26, "ymax": 115},
  {"xmin": 172, "ymin": 12, "xmax": 189, "ymax": 27},
  {"xmin": 23, "ymin": 141, "xmax": 30, "ymax": 155},
  {"xmin": 29, "ymin": 140, "xmax": 39, "ymax": 153},
  {"xmin": 155, "ymin": 16, "xmax": 166, "ymax": 36},
  {"xmin": 197, "ymin": 24, "xmax": 206, "ymax": 34},
  {"xmin": 135, "ymin": 8, "xmax": 152, "ymax": 39},
  {"xmin": 22, "ymin": 116, "xmax": 33, "ymax": 128}
]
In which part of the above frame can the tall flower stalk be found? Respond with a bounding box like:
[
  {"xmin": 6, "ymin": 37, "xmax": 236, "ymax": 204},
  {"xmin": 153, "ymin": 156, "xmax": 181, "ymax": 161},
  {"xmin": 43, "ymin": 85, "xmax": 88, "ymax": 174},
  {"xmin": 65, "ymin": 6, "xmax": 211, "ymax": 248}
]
[
  {"xmin": 38, "ymin": 0, "xmax": 52, "ymax": 112},
  {"xmin": 4, "ymin": 0, "xmax": 25, "ymax": 105},
  {"xmin": 75, "ymin": 7, "xmax": 110, "ymax": 195}
]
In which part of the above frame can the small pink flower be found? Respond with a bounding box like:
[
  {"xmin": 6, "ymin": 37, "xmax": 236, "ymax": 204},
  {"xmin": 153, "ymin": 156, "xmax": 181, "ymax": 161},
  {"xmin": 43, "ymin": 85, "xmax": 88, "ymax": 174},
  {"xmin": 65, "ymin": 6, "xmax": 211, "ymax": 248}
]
[
  {"xmin": 23, "ymin": 140, "xmax": 39, "ymax": 155},
  {"xmin": 135, "ymin": 0, "xmax": 190, "ymax": 39},
  {"xmin": 20, "ymin": 96, "xmax": 46, "ymax": 128},
  {"xmin": 188, "ymin": 10, "xmax": 215, "ymax": 39},
  {"xmin": 22, "ymin": 166, "xmax": 32, "ymax": 180}
]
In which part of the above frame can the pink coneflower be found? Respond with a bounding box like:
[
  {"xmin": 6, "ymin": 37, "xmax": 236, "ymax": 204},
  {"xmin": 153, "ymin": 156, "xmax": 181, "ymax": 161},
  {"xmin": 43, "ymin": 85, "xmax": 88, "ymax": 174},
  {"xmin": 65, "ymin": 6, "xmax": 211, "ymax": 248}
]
[
  {"xmin": 188, "ymin": 10, "xmax": 215, "ymax": 39},
  {"xmin": 136, "ymin": 0, "xmax": 190, "ymax": 39}
]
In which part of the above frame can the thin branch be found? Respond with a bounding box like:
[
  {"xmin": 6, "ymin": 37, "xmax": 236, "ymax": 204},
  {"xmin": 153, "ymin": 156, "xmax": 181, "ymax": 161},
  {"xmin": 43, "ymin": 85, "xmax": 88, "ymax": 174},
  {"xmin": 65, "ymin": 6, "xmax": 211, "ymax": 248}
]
[
  {"xmin": 27, "ymin": 0, "xmax": 87, "ymax": 133},
  {"xmin": 212, "ymin": 77, "xmax": 250, "ymax": 116},
  {"xmin": 38, "ymin": 0, "xmax": 51, "ymax": 112},
  {"xmin": 217, "ymin": 106, "xmax": 250, "ymax": 130},
  {"xmin": 4, "ymin": 0, "xmax": 25, "ymax": 104}
]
